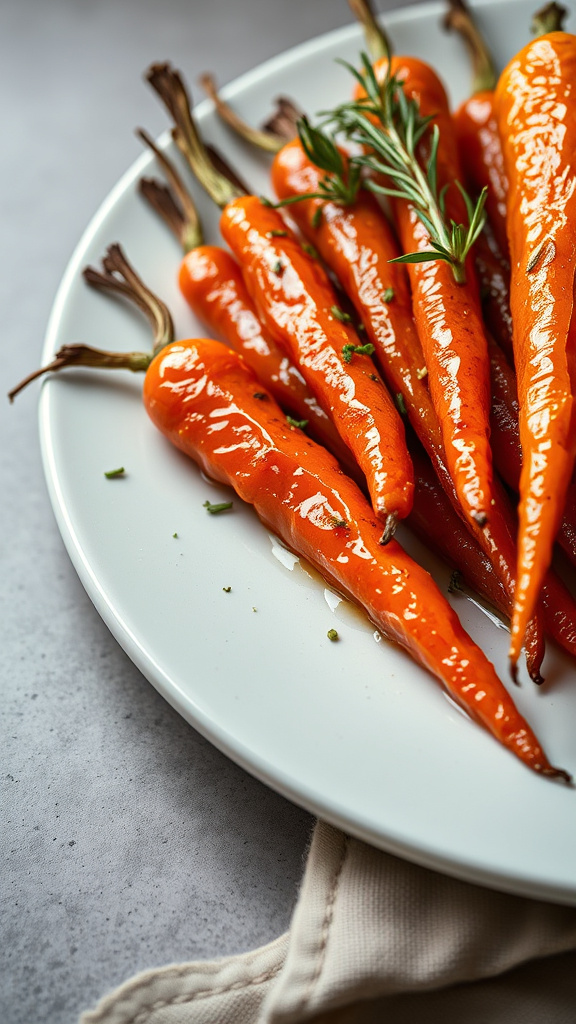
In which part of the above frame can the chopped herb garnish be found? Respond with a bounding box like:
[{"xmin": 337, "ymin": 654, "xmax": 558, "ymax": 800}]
[
  {"xmin": 342, "ymin": 342, "xmax": 375, "ymax": 364},
  {"xmin": 203, "ymin": 500, "xmax": 233, "ymax": 514},
  {"xmin": 302, "ymin": 242, "xmax": 319, "ymax": 259},
  {"xmin": 272, "ymin": 260, "xmax": 284, "ymax": 275},
  {"xmin": 330, "ymin": 516, "xmax": 348, "ymax": 528},
  {"xmin": 369, "ymin": 373, "xmax": 380, "ymax": 382},
  {"xmin": 223, "ymin": 586, "xmax": 231, "ymax": 593},
  {"xmin": 357, "ymin": 323, "xmax": 366, "ymax": 332},
  {"xmin": 327, "ymin": 628, "xmax": 339, "ymax": 641},
  {"xmin": 267, "ymin": 229, "xmax": 288, "ymax": 237},
  {"xmin": 395, "ymin": 392, "xmax": 407, "ymax": 416},
  {"xmin": 448, "ymin": 570, "xmax": 463, "ymax": 594},
  {"xmin": 252, "ymin": 606, "xmax": 257, "ymax": 612},
  {"xmin": 286, "ymin": 415, "xmax": 309, "ymax": 430},
  {"xmin": 311, "ymin": 206, "xmax": 323, "ymax": 229},
  {"xmin": 382, "ymin": 288, "xmax": 395, "ymax": 302},
  {"xmin": 253, "ymin": 391, "xmax": 268, "ymax": 400},
  {"xmin": 331, "ymin": 305, "xmax": 352, "ymax": 323},
  {"xmin": 172, "ymin": 532, "xmax": 178, "ymax": 539},
  {"xmin": 104, "ymin": 467, "xmax": 125, "ymax": 478}
]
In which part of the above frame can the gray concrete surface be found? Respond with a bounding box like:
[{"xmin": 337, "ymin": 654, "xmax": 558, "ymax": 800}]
[{"xmin": 1, "ymin": 1, "xmax": 417, "ymax": 1021}]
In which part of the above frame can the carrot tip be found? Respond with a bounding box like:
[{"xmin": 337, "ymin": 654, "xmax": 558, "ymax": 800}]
[
  {"xmin": 379, "ymin": 512, "xmax": 399, "ymax": 545},
  {"xmin": 542, "ymin": 766, "xmax": 573, "ymax": 785},
  {"xmin": 509, "ymin": 658, "xmax": 520, "ymax": 686}
]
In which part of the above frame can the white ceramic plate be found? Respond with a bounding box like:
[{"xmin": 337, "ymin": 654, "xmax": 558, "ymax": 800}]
[{"xmin": 40, "ymin": 0, "xmax": 576, "ymax": 904}]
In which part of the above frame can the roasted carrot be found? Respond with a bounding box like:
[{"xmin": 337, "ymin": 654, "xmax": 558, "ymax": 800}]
[
  {"xmin": 474, "ymin": 228, "xmax": 514, "ymax": 363},
  {"xmin": 496, "ymin": 26, "xmax": 576, "ymax": 668},
  {"xmin": 271, "ymin": 134, "xmax": 547, "ymax": 683},
  {"xmin": 145, "ymin": 61, "xmax": 414, "ymax": 542},
  {"xmin": 135, "ymin": 132, "xmax": 355, "ymax": 472}
]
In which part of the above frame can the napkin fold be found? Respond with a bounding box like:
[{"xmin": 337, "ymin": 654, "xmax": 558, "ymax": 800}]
[{"xmin": 80, "ymin": 821, "xmax": 576, "ymax": 1024}]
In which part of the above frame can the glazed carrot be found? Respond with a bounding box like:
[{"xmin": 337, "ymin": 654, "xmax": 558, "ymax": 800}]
[
  {"xmin": 271, "ymin": 132, "xmax": 546, "ymax": 682},
  {"xmin": 339, "ymin": 2, "xmax": 494, "ymax": 531},
  {"xmin": 496, "ymin": 27, "xmax": 576, "ymax": 668},
  {"xmin": 489, "ymin": 332, "xmax": 576, "ymax": 572},
  {"xmin": 145, "ymin": 62, "xmax": 414, "ymax": 541},
  {"xmin": 135, "ymin": 132, "xmax": 355, "ymax": 471},
  {"xmin": 474, "ymin": 228, "xmax": 514, "ymax": 363},
  {"xmin": 144, "ymin": 337, "xmax": 568, "ymax": 778}
]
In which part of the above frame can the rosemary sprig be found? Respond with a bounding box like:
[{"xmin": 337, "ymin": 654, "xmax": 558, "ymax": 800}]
[
  {"xmin": 273, "ymin": 116, "xmax": 362, "ymax": 209},
  {"xmin": 325, "ymin": 53, "xmax": 487, "ymax": 284}
]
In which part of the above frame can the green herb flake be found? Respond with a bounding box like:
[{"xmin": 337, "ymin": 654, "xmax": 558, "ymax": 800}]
[
  {"xmin": 447, "ymin": 571, "xmax": 463, "ymax": 594},
  {"xmin": 311, "ymin": 206, "xmax": 323, "ymax": 229},
  {"xmin": 302, "ymin": 242, "xmax": 319, "ymax": 260},
  {"xmin": 330, "ymin": 305, "xmax": 352, "ymax": 323},
  {"xmin": 357, "ymin": 323, "xmax": 366, "ymax": 332},
  {"xmin": 172, "ymin": 532, "xmax": 178, "ymax": 539},
  {"xmin": 286, "ymin": 415, "xmax": 309, "ymax": 430},
  {"xmin": 342, "ymin": 342, "xmax": 375, "ymax": 364},
  {"xmin": 369, "ymin": 373, "xmax": 380, "ymax": 383},
  {"xmin": 330, "ymin": 516, "xmax": 348, "ymax": 529},
  {"xmin": 327, "ymin": 628, "xmax": 339, "ymax": 642},
  {"xmin": 223, "ymin": 586, "xmax": 232, "ymax": 593},
  {"xmin": 252, "ymin": 606, "xmax": 257, "ymax": 612},
  {"xmin": 104, "ymin": 467, "xmax": 125, "ymax": 479},
  {"xmin": 382, "ymin": 288, "xmax": 395, "ymax": 303},
  {"xmin": 253, "ymin": 391, "xmax": 268, "ymax": 400},
  {"xmin": 203, "ymin": 500, "xmax": 233, "ymax": 515},
  {"xmin": 267, "ymin": 229, "xmax": 288, "ymax": 237},
  {"xmin": 395, "ymin": 393, "xmax": 407, "ymax": 416},
  {"xmin": 272, "ymin": 260, "xmax": 284, "ymax": 275}
]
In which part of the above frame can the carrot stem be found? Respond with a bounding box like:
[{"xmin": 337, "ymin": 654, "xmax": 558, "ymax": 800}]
[
  {"xmin": 83, "ymin": 244, "xmax": 174, "ymax": 354},
  {"xmin": 443, "ymin": 0, "xmax": 497, "ymax": 93},
  {"xmin": 137, "ymin": 128, "xmax": 203, "ymax": 252},
  {"xmin": 199, "ymin": 73, "xmax": 298, "ymax": 152},
  {"xmin": 531, "ymin": 1, "xmax": 567, "ymax": 35},
  {"xmin": 348, "ymin": 0, "xmax": 391, "ymax": 60},
  {"xmin": 8, "ymin": 345, "xmax": 151, "ymax": 402}
]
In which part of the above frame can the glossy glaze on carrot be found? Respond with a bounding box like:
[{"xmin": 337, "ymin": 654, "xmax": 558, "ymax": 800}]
[
  {"xmin": 355, "ymin": 56, "xmax": 495, "ymax": 531},
  {"xmin": 271, "ymin": 139, "xmax": 445, "ymax": 473},
  {"xmin": 271, "ymin": 136, "xmax": 546, "ymax": 681},
  {"xmin": 219, "ymin": 195, "xmax": 414, "ymax": 532},
  {"xmin": 177, "ymin": 243, "xmax": 357, "ymax": 470},
  {"xmin": 496, "ymin": 30, "xmax": 576, "ymax": 667},
  {"xmin": 454, "ymin": 93, "xmax": 509, "ymax": 259},
  {"xmin": 143, "ymin": 337, "xmax": 568, "ymax": 779}
]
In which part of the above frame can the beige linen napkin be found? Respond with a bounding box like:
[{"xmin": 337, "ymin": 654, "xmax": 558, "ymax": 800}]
[{"xmin": 80, "ymin": 821, "xmax": 576, "ymax": 1024}]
